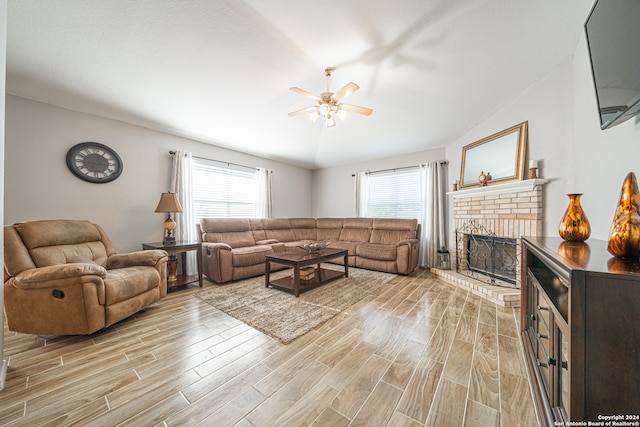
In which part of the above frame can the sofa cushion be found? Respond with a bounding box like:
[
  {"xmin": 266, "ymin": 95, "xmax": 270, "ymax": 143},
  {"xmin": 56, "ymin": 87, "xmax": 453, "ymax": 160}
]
[
  {"xmin": 104, "ymin": 266, "xmax": 160, "ymax": 305},
  {"xmin": 356, "ymin": 243, "xmax": 397, "ymax": 261},
  {"xmin": 330, "ymin": 241, "xmax": 358, "ymax": 256},
  {"xmin": 370, "ymin": 218, "xmax": 418, "ymax": 244},
  {"xmin": 344, "ymin": 218, "xmax": 373, "ymax": 229},
  {"xmin": 206, "ymin": 231, "xmax": 255, "ymax": 249},
  {"xmin": 249, "ymin": 218, "xmax": 267, "ymax": 242},
  {"xmin": 232, "ymin": 245, "xmax": 273, "ymax": 267},
  {"xmin": 15, "ymin": 219, "xmax": 102, "ymax": 249},
  {"xmin": 262, "ymin": 218, "xmax": 296, "ymax": 242},
  {"xmin": 14, "ymin": 220, "xmax": 109, "ymax": 268},
  {"xmin": 338, "ymin": 218, "xmax": 372, "ymax": 242},
  {"xmin": 339, "ymin": 228, "xmax": 371, "ymax": 242},
  {"xmin": 290, "ymin": 218, "xmax": 317, "ymax": 241},
  {"xmin": 200, "ymin": 218, "xmax": 256, "ymax": 248},
  {"xmin": 30, "ymin": 243, "xmax": 109, "ymax": 269},
  {"xmin": 316, "ymin": 218, "xmax": 343, "ymax": 241}
]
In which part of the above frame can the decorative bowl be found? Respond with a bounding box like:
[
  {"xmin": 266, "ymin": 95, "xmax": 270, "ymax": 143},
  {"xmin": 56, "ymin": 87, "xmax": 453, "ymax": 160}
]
[{"xmin": 298, "ymin": 242, "xmax": 331, "ymax": 254}]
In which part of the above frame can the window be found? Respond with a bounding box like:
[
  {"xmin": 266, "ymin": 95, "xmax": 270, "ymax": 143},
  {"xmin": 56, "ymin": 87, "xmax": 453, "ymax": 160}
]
[
  {"xmin": 192, "ymin": 158, "xmax": 258, "ymax": 222},
  {"xmin": 366, "ymin": 168, "xmax": 421, "ymax": 219}
]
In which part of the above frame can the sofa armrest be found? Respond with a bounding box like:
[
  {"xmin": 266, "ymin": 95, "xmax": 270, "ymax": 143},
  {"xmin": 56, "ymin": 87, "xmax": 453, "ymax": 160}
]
[
  {"xmin": 395, "ymin": 239, "xmax": 420, "ymax": 274},
  {"xmin": 202, "ymin": 242, "xmax": 232, "ymax": 252},
  {"xmin": 8, "ymin": 263, "xmax": 107, "ymax": 290},
  {"xmin": 395, "ymin": 238, "xmax": 420, "ymax": 247},
  {"xmin": 108, "ymin": 250, "xmax": 168, "ymax": 269},
  {"xmin": 201, "ymin": 242, "xmax": 233, "ymax": 283}
]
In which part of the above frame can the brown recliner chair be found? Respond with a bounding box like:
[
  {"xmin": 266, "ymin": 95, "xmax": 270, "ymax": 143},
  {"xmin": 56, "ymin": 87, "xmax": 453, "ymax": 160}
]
[{"xmin": 4, "ymin": 219, "xmax": 168, "ymax": 335}]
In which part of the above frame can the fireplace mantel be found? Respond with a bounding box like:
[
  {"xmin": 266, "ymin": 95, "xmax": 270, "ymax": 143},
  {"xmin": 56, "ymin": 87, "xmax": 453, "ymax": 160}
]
[{"xmin": 448, "ymin": 178, "xmax": 549, "ymax": 198}]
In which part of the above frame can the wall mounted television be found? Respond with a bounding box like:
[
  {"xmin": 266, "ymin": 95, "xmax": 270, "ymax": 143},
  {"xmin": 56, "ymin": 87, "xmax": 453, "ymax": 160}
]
[{"xmin": 584, "ymin": 0, "xmax": 640, "ymax": 130}]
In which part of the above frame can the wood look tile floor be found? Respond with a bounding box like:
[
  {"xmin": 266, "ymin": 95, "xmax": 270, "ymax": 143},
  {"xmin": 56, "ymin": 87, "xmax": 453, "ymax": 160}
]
[{"xmin": 1, "ymin": 269, "xmax": 539, "ymax": 426}]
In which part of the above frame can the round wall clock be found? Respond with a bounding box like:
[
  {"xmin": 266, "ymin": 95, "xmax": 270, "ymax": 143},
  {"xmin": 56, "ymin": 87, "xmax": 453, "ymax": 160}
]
[{"xmin": 66, "ymin": 142, "xmax": 123, "ymax": 183}]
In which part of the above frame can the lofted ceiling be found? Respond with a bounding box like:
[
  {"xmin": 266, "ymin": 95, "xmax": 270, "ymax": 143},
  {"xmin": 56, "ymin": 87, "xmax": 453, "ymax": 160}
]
[{"xmin": 6, "ymin": 0, "xmax": 595, "ymax": 169}]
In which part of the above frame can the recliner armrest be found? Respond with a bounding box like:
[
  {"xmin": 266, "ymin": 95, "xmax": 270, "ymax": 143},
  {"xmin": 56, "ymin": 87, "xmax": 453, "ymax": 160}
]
[
  {"xmin": 8, "ymin": 263, "xmax": 107, "ymax": 289},
  {"xmin": 395, "ymin": 238, "xmax": 420, "ymax": 247},
  {"xmin": 202, "ymin": 242, "xmax": 232, "ymax": 252},
  {"xmin": 108, "ymin": 250, "xmax": 168, "ymax": 269}
]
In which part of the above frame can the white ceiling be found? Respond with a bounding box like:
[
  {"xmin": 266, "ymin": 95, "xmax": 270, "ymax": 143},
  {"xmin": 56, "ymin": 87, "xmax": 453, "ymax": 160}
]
[{"xmin": 6, "ymin": 0, "xmax": 595, "ymax": 169}]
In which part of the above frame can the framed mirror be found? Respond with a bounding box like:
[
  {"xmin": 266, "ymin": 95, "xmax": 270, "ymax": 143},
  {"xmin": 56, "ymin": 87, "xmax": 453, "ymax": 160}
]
[{"xmin": 459, "ymin": 121, "xmax": 528, "ymax": 189}]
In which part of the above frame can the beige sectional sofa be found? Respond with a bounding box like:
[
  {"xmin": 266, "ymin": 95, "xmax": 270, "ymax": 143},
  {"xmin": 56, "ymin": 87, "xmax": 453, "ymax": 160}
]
[{"xmin": 197, "ymin": 217, "xmax": 420, "ymax": 284}]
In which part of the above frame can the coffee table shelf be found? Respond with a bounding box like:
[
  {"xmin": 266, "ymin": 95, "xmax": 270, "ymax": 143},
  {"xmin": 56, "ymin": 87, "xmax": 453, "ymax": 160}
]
[
  {"xmin": 268, "ymin": 267, "xmax": 345, "ymax": 294},
  {"xmin": 265, "ymin": 248, "xmax": 349, "ymax": 297}
]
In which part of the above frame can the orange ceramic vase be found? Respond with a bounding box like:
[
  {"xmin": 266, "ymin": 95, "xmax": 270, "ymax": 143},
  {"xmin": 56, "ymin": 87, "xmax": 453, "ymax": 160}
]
[
  {"xmin": 558, "ymin": 193, "xmax": 591, "ymax": 242},
  {"xmin": 608, "ymin": 172, "xmax": 640, "ymax": 259}
]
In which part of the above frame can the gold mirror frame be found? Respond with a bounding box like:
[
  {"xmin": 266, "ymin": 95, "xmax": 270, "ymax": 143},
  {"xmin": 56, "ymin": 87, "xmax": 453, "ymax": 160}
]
[{"xmin": 459, "ymin": 121, "xmax": 528, "ymax": 189}]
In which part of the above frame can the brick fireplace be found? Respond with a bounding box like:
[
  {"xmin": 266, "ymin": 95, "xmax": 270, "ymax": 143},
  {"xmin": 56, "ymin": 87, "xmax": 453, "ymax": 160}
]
[{"xmin": 431, "ymin": 179, "xmax": 547, "ymax": 307}]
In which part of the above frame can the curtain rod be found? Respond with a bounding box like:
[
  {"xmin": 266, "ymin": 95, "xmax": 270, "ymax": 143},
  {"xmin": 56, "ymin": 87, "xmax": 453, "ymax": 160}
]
[
  {"xmin": 169, "ymin": 151, "xmax": 258, "ymax": 171},
  {"xmin": 351, "ymin": 160, "xmax": 448, "ymax": 177}
]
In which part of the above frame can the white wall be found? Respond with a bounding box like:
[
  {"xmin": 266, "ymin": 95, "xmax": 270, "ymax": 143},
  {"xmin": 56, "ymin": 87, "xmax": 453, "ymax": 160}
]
[
  {"xmin": 312, "ymin": 148, "xmax": 446, "ymax": 217},
  {"xmin": 445, "ymin": 57, "xmax": 574, "ymax": 241},
  {"xmin": 4, "ymin": 96, "xmax": 313, "ymax": 252},
  {"xmin": 315, "ymin": 31, "xmax": 640, "ymax": 245},
  {"xmin": 572, "ymin": 35, "xmax": 640, "ymax": 240},
  {"xmin": 444, "ymin": 32, "xmax": 640, "ymax": 243}
]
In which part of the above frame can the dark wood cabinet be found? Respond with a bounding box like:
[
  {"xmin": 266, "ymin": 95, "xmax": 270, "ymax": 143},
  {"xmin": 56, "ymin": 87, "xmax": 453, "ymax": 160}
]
[{"xmin": 521, "ymin": 236, "xmax": 640, "ymax": 426}]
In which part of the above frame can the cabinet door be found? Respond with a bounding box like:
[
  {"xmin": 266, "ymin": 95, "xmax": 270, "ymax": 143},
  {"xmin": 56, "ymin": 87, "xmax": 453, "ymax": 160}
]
[{"xmin": 555, "ymin": 324, "xmax": 570, "ymax": 422}]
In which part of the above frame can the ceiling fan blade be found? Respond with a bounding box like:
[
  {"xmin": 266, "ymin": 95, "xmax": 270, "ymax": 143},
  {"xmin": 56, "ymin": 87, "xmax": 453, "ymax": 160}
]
[
  {"xmin": 288, "ymin": 106, "xmax": 318, "ymax": 117},
  {"xmin": 290, "ymin": 87, "xmax": 321, "ymax": 101},
  {"xmin": 333, "ymin": 82, "xmax": 360, "ymax": 100},
  {"xmin": 340, "ymin": 103, "xmax": 373, "ymax": 116}
]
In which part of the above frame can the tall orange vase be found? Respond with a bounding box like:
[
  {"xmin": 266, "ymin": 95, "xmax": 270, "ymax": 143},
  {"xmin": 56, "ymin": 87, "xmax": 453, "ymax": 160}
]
[{"xmin": 558, "ymin": 193, "xmax": 591, "ymax": 242}]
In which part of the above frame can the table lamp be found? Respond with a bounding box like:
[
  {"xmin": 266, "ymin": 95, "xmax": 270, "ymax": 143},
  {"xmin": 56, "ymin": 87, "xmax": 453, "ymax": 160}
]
[{"xmin": 154, "ymin": 192, "xmax": 183, "ymax": 245}]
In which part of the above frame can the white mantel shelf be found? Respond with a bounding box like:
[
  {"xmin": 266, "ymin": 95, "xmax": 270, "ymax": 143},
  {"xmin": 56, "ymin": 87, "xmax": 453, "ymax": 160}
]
[{"xmin": 447, "ymin": 178, "xmax": 549, "ymax": 198}]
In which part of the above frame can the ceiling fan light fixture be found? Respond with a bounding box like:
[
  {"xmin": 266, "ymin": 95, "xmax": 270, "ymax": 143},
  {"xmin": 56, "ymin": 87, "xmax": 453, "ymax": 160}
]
[{"xmin": 289, "ymin": 67, "xmax": 372, "ymax": 128}]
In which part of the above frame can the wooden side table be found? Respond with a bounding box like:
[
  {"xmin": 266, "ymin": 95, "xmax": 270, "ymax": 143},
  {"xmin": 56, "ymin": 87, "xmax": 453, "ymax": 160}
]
[{"xmin": 142, "ymin": 241, "xmax": 203, "ymax": 289}]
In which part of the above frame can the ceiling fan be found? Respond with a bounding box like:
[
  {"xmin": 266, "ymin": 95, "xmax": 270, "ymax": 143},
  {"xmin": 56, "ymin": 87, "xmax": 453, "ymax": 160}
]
[{"xmin": 288, "ymin": 67, "xmax": 373, "ymax": 128}]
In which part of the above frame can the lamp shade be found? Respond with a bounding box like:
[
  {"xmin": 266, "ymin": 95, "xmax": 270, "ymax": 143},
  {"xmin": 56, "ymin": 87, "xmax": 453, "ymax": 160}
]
[{"xmin": 154, "ymin": 192, "xmax": 183, "ymax": 213}]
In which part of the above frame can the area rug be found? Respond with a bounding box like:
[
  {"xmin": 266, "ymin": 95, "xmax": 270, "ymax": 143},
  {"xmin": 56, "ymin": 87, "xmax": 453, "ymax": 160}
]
[{"xmin": 194, "ymin": 267, "xmax": 395, "ymax": 344}]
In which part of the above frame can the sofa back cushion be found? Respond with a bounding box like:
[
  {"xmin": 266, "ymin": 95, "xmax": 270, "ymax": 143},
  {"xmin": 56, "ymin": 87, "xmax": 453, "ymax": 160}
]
[
  {"xmin": 10, "ymin": 220, "xmax": 109, "ymax": 269},
  {"xmin": 262, "ymin": 218, "xmax": 295, "ymax": 242},
  {"xmin": 199, "ymin": 218, "xmax": 256, "ymax": 248},
  {"xmin": 249, "ymin": 218, "xmax": 267, "ymax": 241},
  {"xmin": 290, "ymin": 218, "xmax": 317, "ymax": 241},
  {"xmin": 316, "ymin": 218, "xmax": 343, "ymax": 241},
  {"xmin": 339, "ymin": 218, "xmax": 373, "ymax": 242},
  {"xmin": 370, "ymin": 218, "xmax": 419, "ymax": 244}
]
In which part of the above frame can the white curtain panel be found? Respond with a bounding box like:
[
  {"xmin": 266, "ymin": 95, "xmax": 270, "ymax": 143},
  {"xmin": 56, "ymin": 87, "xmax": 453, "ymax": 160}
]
[
  {"xmin": 170, "ymin": 151, "xmax": 197, "ymax": 272},
  {"xmin": 420, "ymin": 162, "xmax": 446, "ymax": 267},
  {"xmin": 255, "ymin": 168, "xmax": 273, "ymax": 218},
  {"xmin": 354, "ymin": 170, "xmax": 369, "ymax": 217}
]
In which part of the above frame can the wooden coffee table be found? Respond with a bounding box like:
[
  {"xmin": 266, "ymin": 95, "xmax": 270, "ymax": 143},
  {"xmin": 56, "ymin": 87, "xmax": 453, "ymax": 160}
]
[{"xmin": 265, "ymin": 248, "xmax": 349, "ymax": 297}]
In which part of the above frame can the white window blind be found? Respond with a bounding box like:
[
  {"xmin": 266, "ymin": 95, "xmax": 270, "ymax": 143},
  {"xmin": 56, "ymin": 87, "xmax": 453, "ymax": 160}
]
[
  {"xmin": 367, "ymin": 168, "xmax": 421, "ymax": 219},
  {"xmin": 192, "ymin": 158, "xmax": 257, "ymax": 222}
]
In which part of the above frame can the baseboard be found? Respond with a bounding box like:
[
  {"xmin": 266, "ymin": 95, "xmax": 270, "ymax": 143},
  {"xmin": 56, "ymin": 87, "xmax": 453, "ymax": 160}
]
[{"xmin": 0, "ymin": 359, "xmax": 7, "ymax": 391}]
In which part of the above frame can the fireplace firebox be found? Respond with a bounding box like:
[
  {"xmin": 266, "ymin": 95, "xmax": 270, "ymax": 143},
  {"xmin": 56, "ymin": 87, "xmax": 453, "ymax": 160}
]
[{"xmin": 455, "ymin": 222, "xmax": 518, "ymax": 287}]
